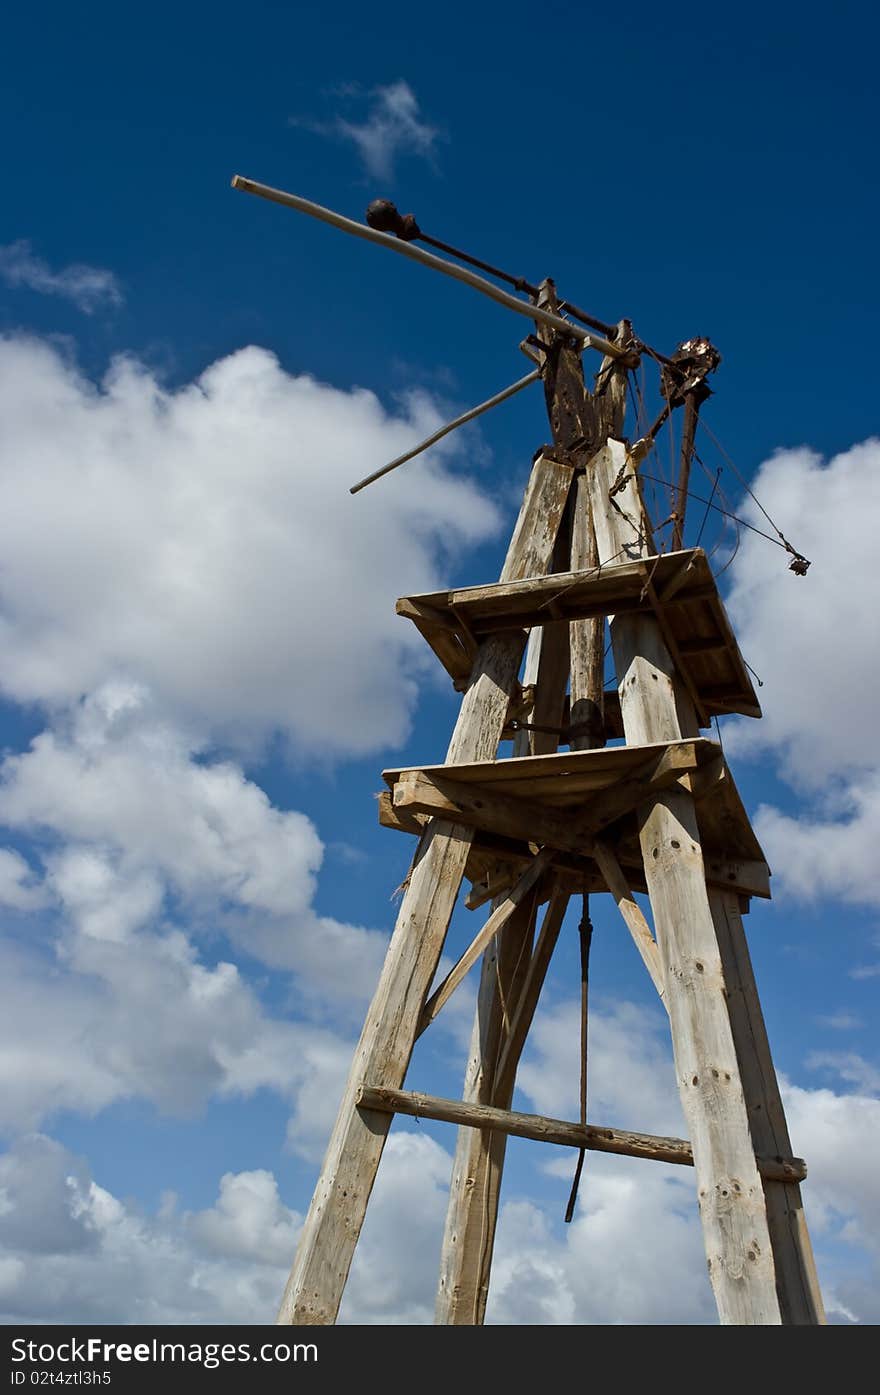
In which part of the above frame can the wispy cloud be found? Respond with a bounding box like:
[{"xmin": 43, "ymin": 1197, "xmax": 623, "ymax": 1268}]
[
  {"xmin": 816, "ymin": 1012, "xmax": 864, "ymax": 1031},
  {"xmin": 0, "ymin": 240, "xmax": 123, "ymax": 314},
  {"xmin": 807, "ymin": 1051, "xmax": 880, "ymax": 1094},
  {"xmin": 292, "ymin": 81, "xmax": 441, "ymax": 182}
]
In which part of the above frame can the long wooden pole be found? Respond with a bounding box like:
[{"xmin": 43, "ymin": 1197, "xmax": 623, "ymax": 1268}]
[
  {"xmin": 436, "ymin": 282, "xmax": 594, "ymax": 1323},
  {"xmin": 710, "ymin": 890, "xmax": 825, "ymax": 1322},
  {"xmin": 433, "ymin": 631, "xmax": 570, "ymax": 1329},
  {"xmin": 277, "ymin": 451, "xmax": 573, "ymax": 1325},
  {"xmin": 231, "ymin": 177, "xmax": 625, "ymax": 359},
  {"xmin": 350, "ymin": 369, "xmax": 541, "ymax": 495},
  {"xmin": 588, "ymin": 439, "xmax": 783, "ymax": 1325}
]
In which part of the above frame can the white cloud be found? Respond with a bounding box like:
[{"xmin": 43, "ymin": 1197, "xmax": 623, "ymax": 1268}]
[
  {"xmin": 0, "ymin": 336, "xmax": 497, "ymax": 757},
  {"xmin": 488, "ymin": 1162, "xmax": 715, "ymax": 1325},
  {"xmin": 0, "ymin": 926, "xmax": 355, "ymax": 1139},
  {"xmin": 805, "ymin": 1052, "xmax": 880, "ymax": 1095},
  {"xmin": 0, "ymin": 1130, "xmax": 449, "ymax": 1325},
  {"xmin": 0, "ymin": 241, "xmax": 122, "ymax": 314},
  {"xmin": 816, "ymin": 1012, "xmax": 864, "ymax": 1031},
  {"xmin": 783, "ymin": 1072, "xmax": 880, "ymax": 1321},
  {"xmin": 0, "ymin": 682, "xmax": 324, "ymax": 924},
  {"xmin": 723, "ymin": 439, "xmax": 880, "ymax": 908},
  {"xmin": 515, "ymin": 996, "xmax": 685, "ymax": 1137},
  {"xmin": 296, "ymin": 81, "xmax": 440, "ymax": 180},
  {"xmin": 1, "ymin": 1033, "xmax": 878, "ymax": 1325},
  {"xmin": 186, "ymin": 1169, "xmax": 300, "ymax": 1266},
  {"xmin": 725, "ymin": 439, "xmax": 880, "ymax": 786}
]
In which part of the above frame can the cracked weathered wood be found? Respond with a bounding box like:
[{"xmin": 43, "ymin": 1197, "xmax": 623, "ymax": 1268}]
[
  {"xmin": 434, "ymin": 436, "xmax": 575, "ymax": 1327},
  {"xmin": 359, "ymin": 1087, "xmax": 807, "ymax": 1183},
  {"xmin": 278, "ymin": 453, "xmax": 572, "ymax": 1326},
  {"xmin": 588, "ymin": 439, "xmax": 784, "ymax": 1325},
  {"xmin": 711, "ymin": 889, "xmax": 825, "ymax": 1323}
]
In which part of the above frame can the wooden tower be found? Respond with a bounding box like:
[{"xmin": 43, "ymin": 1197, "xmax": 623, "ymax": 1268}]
[{"xmin": 233, "ymin": 176, "xmax": 825, "ymax": 1326}]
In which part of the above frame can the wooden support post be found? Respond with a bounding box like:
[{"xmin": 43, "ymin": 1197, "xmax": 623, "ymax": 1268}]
[
  {"xmin": 278, "ymin": 453, "xmax": 572, "ymax": 1326},
  {"xmin": 711, "ymin": 890, "xmax": 825, "ymax": 1323},
  {"xmin": 435, "ymin": 301, "xmax": 583, "ymax": 1324},
  {"xmin": 588, "ymin": 440, "xmax": 784, "ymax": 1325},
  {"xmin": 437, "ymin": 311, "xmax": 639, "ymax": 1321},
  {"xmin": 435, "ymin": 889, "xmax": 538, "ymax": 1325},
  {"xmin": 569, "ymin": 317, "xmax": 631, "ymax": 750}
]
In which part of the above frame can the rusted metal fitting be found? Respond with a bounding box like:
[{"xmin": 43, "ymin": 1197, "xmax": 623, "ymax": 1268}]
[
  {"xmin": 660, "ymin": 336, "xmax": 722, "ymax": 407},
  {"xmin": 365, "ymin": 199, "xmax": 421, "ymax": 241}
]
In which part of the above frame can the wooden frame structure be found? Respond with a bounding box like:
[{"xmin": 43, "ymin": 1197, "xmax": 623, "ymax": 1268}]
[
  {"xmin": 276, "ymin": 435, "xmax": 823, "ymax": 1327},
  {"xmin": 230, "ymin": 178, "xmax": 823, "ymax": 1327}
]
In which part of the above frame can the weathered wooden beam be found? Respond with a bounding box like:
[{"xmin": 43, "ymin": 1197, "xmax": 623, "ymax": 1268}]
[
  {"xmin": 437, "ymin": 301, "xmax": 582, "ymax": 1326},
  {"xmin": 591, "ymin": 839, "xmax": 666, "ymax": 1008},
  {"xmin": 434, "ymin": 889, "xmax": 538, "ymax": 1325},
  {"xmin": 493, "ymin": 885, "xmax": 569, "ymax": 1094},
  {"xmin": 417, "ymin": 848, "xmax": 555, "ymax": 1036},
  {"xmin": 380, "ymin": 786, "xmax": 769, "ymax": 902},
  {"xmin": 391, "ymin": 742, "xmax": 701, "ymax": 854},
  {"xmin": 278, "ymin": 452, "xmax": 573, "ymax": 1326},
  {"xmin": 711, "ymin": 890, "xmax": 825, "ymax": 1324},
  {"xmin": 357, "ymin": 1087, "xmax": 807, "ymax": 1184},
  {"xmin": 394, "ymin": 769, "xmax": 586, "ymax": 855},
  {"xmin": 589, "ymin": 438, "xmax": 784, "ymax": 1326}
]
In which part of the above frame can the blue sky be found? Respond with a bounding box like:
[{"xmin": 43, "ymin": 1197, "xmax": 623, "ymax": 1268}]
[{"xmin": 0, "ymin": 0, "xmax": 878, "ymax": 1325}]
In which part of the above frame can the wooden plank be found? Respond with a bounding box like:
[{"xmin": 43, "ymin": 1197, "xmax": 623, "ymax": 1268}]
[
  {"xmin": 383, "ymin": 736, "xmax": 717, "ymax": 792},
  {"xmin": 399, "ymin": 546, "xmax": 760, "ymax": 721},
  {"xmin": 394, "ymin": 770, "xmax": 593, "ymax": 855},
  {"xmin": 279, "ymin": 453, "xmax": 573, "ymax": 1326},
  {"xmin": 382, "ymin": 781, "xmax": 770, "ymax": 903},
  {"xmin": 521, "ymin": 607, "xmax": 571, "ymax": 757},
  {"xmin": 358, "ymin": 1087, "xmax": 806, "ymax": 1183},
  {"xmin": 587, "ymin": 439, "xmax": 784, "ymax": 1326},
  {"xmin": 393, "ymin": 744, "xmax": 701, "ymax": 851},
  {"xmin": 711, "ymin": 890, "xmax": 825, "ymax": 1324},
  {"xmin": 591, "ymin": 839, "xmax": 666, "ymax": 1008},
  {"xmin": 417, "ymin": 849, "xmax": 555, "ymax": 1036},
  {"xmin": 397, "ymin": 554, "xmax": 663, "ymax": 622}
]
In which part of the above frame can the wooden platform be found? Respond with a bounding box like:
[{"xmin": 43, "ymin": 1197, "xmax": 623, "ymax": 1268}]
[
  {"xmin": 397, "ymin": 547, "xmax": 760, "ymax": 723},
  {"xmin": 380, "ymin": 738, "xmax": 771, "ymax": 901}
]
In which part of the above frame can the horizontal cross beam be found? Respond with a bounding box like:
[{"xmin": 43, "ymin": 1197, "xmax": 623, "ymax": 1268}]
[{"xmin": 357, "ymin": 1086, "xmax": 807, "ymax": 1184}]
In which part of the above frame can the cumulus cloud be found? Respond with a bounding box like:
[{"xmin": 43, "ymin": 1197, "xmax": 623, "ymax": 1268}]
[
  {"xmin": 783, "ymin": 1071, "xmax": 880, "ymax": 1322},
  {"xmin": 0, "ymin": 1130, "xmax": 450, "ymax": 1325},
  {"xmin": 0, "ymin": 336, "xmax": 497, "ymax": 757},
  {"xmin": 723, "ymin": 439, "xmax": 880, "ymax": 907},
  {"xmin": 0, "ymin": 241, "xmax": 122, "ymax": 314},
  {"xmin": 488, "ymin": 1161, "xmax": 715, "ymax": 1325},
  {"xmin": 0, "ymin": 682, "xmax": 323, "ymax": 924},
  {"xmin": 1, "ymin": 1007, "xmax": 878, "ymax": 1325},
  {"xmin": 293, "ymin": 81, "xmax": 440, "ymax": 180},
  {"xmin": 0, "ymin": 925, "xmax": 356, "ymax": 1142},
  {"xmin": 516, "ymin": 996, "xmax": 685, "ymax": 1137}
]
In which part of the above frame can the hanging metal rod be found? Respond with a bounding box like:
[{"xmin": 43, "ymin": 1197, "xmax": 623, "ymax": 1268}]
[
  {"xmin": 350, "ymin": 368, "xmax": 542, "ymax": 494},
  {"xmin": 365, "ymin": 198, "xmax": 541, "ymax": 298},
  {"xmin": 231, "ymin": 176, "xmax": 631, "ymax": 361}
]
